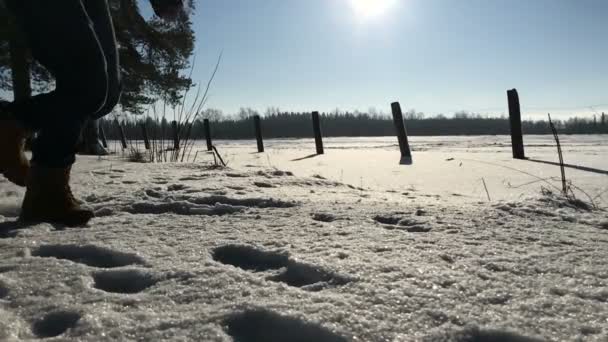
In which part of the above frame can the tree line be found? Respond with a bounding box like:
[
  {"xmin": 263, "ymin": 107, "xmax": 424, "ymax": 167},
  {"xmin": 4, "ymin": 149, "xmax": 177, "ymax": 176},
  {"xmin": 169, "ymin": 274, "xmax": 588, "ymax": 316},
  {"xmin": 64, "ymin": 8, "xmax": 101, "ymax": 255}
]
[{"xmin": 101, "ymin": 110, "xmax": 608, "ymax": 141}]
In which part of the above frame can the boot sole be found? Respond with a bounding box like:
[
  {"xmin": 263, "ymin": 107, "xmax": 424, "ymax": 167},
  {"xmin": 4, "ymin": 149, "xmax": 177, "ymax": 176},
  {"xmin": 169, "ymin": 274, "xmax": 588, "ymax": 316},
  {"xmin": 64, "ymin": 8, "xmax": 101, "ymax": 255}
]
[
  {"xmin": 2, "ymin": 169, "xmax": 27, "ymax": 187},
  {"xmin": 19, "ymin": 211, "xmax": 94, "ymax": 228}
]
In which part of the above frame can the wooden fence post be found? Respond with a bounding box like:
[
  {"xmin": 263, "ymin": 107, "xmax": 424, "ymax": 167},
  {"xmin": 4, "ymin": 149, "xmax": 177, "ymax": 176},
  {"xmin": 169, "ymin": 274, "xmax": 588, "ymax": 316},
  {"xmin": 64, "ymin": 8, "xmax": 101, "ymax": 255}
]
[
  {"xmin": 204, "ymin": 119, "xmax": 213, "ymax": 151},
  {"xmin": 171, "ymin": 120, "xmax": 179, "ymax": 150},
  {"xmin": 98, "ymin": 123, "xmax": 108, "ymax": 149},
  {"xmin": 140, "ymin": 122, "xmax": 150, "ymax": 150},
  {"xmin": 116, "ymin": 119, "xmax": 127, "ymax": 150},
  {"xmin": 253, "ymin": 115, "xmax": 264, "ymax": 153},
  {"xmin": 311, "ymin": 111, "xmax": 324, "ymax": 154},
  {"xmin": 391, "ymin": 102, "xmax": 413, "ymax": 165},
  {"xmin": 507, "ymin": 89, "xmax": 525, "ymax": 159}
]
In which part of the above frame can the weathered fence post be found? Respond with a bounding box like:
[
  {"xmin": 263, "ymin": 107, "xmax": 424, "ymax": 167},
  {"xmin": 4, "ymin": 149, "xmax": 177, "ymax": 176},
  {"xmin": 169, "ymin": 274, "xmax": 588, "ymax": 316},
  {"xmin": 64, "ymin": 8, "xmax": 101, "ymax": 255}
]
[
  {"xmin": 204, "ymin": 119, "xmax": 213, "ymax": 151},
  {"xmin": 253, "ymin": 115, "xmax": 264, "ymax": 153},
  {"xmin": 507, "ymin": 89, "xmax": 525, "ymax": 159},
  {"xmin": 140, "ymin": 122, "xmax": 150, "ymax": 150},
  {"xmin": 116, "ymin": 119, "xmax": 127, "ymax": 150},
  {"xmin": 311, "ymin": 111, "xmax": 324, "ymax": 155},
  {"xmin": 99, "ymin": 123, "xmax": 108, "ymax": 149},
  {"xmin": 171, "ymin": 120, "xmax": 180, "ymax": 150},
  {"xmin": 391, "ymin": 102, "xmax": 413, "ymax": 165}
]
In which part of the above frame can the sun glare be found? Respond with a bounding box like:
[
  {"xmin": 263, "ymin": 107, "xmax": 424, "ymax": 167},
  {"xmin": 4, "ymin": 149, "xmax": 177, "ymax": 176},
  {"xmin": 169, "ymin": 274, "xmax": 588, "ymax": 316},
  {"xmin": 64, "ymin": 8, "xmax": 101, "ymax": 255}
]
[{"xmin": 349, "ymin": 0, "xmax": 397, "ymax": 20}]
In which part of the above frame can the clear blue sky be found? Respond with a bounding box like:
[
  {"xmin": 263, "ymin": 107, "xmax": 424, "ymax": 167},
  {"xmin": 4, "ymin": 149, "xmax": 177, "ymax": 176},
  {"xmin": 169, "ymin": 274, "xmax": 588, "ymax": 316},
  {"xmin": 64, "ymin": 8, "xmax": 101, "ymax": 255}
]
[{"xmin": 178, "ymin": 0, "xmax": 607, "ymax": 119}]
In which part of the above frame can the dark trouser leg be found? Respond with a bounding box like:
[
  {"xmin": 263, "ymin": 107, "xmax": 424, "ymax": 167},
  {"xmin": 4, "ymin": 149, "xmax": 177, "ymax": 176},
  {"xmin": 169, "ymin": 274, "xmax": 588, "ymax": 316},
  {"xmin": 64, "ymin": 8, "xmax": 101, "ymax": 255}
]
[
  {"xmin": 79, "ymin": 0, "xmax": 122, "ymax": 155},
  {"xmin": 7, "ymin": 0, "xmax": 110, "ymax": 167},
  {"xmin": 83, "ymin": 0, "xmax": 122, "ymax": 118}
]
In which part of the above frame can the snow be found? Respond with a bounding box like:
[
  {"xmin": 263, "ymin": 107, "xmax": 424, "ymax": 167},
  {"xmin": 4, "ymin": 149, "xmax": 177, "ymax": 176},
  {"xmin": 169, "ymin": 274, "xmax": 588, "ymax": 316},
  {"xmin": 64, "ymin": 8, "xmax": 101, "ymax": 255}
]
[
  {"xmin": 0, "ymin": 135, "xmax": 607, "ymax": 341},
  {"xmin": 206, "ymin": 135, "xmax": 607, "ymax": 204}
]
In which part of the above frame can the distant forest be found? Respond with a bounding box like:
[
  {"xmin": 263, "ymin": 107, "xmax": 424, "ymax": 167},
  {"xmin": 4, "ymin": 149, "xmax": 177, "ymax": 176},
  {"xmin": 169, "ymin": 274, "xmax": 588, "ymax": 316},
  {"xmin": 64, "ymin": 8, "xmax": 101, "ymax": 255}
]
[{"xmin": 101, "ymin": 110, "xmax": 608, "ymax": 141}]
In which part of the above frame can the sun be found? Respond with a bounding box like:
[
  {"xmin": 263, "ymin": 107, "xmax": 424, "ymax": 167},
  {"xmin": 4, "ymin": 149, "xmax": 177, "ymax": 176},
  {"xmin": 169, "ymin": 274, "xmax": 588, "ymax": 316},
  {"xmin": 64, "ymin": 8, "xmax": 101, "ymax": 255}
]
[{"xmin": 349, "ymin": 0, "xmax": 397, "ymax": 20}]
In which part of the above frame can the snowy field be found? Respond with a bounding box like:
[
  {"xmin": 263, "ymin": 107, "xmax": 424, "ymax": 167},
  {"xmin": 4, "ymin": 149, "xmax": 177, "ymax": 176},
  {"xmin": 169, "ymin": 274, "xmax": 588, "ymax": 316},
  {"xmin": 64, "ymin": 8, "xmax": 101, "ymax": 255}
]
[
  {"xmin": 199, "ymin": 135, "xmax": 608, "ymax": 204},
  {"xmin": 0, "ymin": 135, "xmax": 607, "ymax": 341}
]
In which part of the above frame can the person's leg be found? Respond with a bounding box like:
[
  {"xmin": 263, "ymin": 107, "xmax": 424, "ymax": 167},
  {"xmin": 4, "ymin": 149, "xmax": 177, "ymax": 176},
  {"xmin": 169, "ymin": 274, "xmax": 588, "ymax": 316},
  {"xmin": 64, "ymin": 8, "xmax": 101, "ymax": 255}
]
[
  {"xmin": 78, "ymin": 0, "xmax": 122, "ymax": 156},
  {"xmin": 6, "ymin": 0, "xmax": 110, "ymax": 168},
  {"xmin": 6, "ymin": 0, "xmax": 112, "ymax": 226},
  {"xmin": 0, "ymin": 4, "xmax": 33, "ymax": 186},
  {"xmin": 0, "ymin": 102, "xmax": 30, "ymax": 186},
  {"xmin": 83, "ymin": 0, "xmax": 122, "ymax": 119}
]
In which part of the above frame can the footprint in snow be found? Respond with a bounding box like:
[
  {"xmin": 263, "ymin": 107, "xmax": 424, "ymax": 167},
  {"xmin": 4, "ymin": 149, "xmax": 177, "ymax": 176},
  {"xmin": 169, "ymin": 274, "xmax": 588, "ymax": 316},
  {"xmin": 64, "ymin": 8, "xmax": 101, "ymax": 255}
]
[
  {"xmin": 226, "ymin": 173, "xmax": 248, "ymax": 178},
  {"xmin": 0, "ymin": 228, "xmax": 19, "ymax": 239},
  {"xmin": 0, "ymin": 266, "xmax": 16, "ymax": 273},
  {"xmin": 425, "ymin": 327, "xmax": 546, "ymax": 342},
  {"xmin": 312, "ymin": 213, "xmax": 337, "ymax": 223},
  {"xmin": 373, "ymin": 215, "xmax": 401, "ymax": 225},
  {"xmin": 223, "ymin": 308, "xmax": 347, "ymax": 342},
  {"xmin": 167, "ymin": 184, "xmax": 190, "ymax": 191},
  {"xmin": 373, "ymin": 214, "xmax": 433, "ymax": 233},
  {"xmin": 212, "ymin": 244, "xmax": 351, "ymax": 291},
  {"xmin": 178, "ymin": 176, "xmax": 203, "ymax": 181},
  {"xmin": 32, "ymin": 310, "xmax": 81, "ymax": 339},
  {"xmin": 92, "ymin": 268, "xmax": 158, "ymax": 294},
  {"xmin": 270, "ymin": 170, "xmax": 293, "ymax": 177},
  {"xmin": 0, "ymin": 279, "xmax": 9, "ymax": 299},
  {"xmin": 212, "ymin": 244, "xmax": 289, "ymax": 272},
  {"xmin": 145, "ymin": 188, "xmax": 165, "ymax": 199},
  {"xmin": 255, "ymin": 170, "xmax": 294, "ymax": 178},
  {"xmin": 32, "ymin": 244, "xmax": 147, "ymax": 268},
  {"xmin": 254, "ymin": 181, "xmax": 275, "ymax": 188}
]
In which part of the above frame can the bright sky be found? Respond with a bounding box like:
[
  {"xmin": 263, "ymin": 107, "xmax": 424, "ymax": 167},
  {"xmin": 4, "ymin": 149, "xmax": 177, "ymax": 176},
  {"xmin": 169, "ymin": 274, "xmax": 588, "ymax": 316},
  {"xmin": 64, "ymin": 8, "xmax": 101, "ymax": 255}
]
[
  {"xmin": 182, "ymin": 0, "xmax": 608, "ymax": 119},
  {"xmin": 3, "ymin": 1, "xmax": 606, "ymax": 120}
]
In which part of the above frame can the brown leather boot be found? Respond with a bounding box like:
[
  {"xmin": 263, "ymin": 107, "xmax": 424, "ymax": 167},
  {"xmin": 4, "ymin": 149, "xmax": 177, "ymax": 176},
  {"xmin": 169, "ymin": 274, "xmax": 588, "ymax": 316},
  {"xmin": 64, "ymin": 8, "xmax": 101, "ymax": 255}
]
[
  {"xmin": 0, "ymin": 108, "xmax": 30, "ymax": 186},
  {"xmin": 20, "ymin": 165, "xmax": 94, "ymax": 227}
]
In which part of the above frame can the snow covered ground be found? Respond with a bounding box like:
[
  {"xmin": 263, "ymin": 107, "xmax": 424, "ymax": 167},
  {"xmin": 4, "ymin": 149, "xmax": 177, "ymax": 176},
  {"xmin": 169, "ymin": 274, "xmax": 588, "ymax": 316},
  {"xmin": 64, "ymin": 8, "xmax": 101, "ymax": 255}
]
[
  {"xmin": 0, "ymin": 135, "xmax": 607, "ymax": 341},
  {"xmin": 208, "ymin": 135, "xmax": 608, "ymax": 204}
]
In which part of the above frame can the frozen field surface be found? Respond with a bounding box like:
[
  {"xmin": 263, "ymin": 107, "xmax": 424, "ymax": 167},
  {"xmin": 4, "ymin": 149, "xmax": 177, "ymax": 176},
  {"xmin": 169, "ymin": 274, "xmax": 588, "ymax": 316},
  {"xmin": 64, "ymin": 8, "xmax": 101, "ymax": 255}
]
[
  {"xmin": 0, "ymin": 135, "xmax": 607, "ymax": 341},
  {"xmin": 205, "ymin": 135, "xmax": 608, "ymax": 204}
]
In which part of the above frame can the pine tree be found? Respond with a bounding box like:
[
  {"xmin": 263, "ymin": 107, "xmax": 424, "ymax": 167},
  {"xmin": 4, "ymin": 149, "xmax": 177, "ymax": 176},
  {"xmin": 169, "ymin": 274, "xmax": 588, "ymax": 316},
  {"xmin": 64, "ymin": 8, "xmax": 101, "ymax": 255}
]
[
  {"xmin": 593, "ymin": 115, "xmax": 597, "ymax": 130},
  {"xmin": 109, "ymin": 0, "xmax": 196, "ymax": 113}
]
